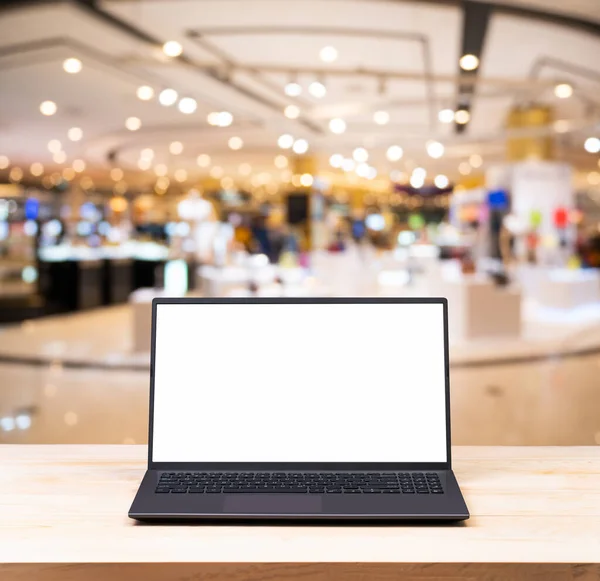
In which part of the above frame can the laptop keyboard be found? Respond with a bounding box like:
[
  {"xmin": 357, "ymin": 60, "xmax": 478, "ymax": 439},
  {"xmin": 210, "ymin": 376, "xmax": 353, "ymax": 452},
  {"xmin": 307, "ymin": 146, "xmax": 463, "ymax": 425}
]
[{"xmin": 155, "ymin": 472, "xmax": 443, "ymax": 494}]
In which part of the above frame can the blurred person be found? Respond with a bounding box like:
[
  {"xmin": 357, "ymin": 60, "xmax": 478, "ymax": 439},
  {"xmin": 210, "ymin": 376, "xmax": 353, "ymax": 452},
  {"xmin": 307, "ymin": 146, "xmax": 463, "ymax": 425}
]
[{"xmin": 251, "ymin": 215, "xmax": 271, "ymax": 257}]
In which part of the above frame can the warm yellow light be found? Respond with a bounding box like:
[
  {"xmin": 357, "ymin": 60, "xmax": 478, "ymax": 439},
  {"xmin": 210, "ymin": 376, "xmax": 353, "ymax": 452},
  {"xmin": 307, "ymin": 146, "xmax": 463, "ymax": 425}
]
[
  {"xmin": 300, "ymin": 173, "xmax": 314, "ymax": 187},
  {"xmin": 137, "ymin": 85, "xmax": 154, "ymax": 100},
  {"xmin": 110, "ymin": 168, "xmax": 124, "ymax": 181},
  {"xmin": 47, "ymin": 139, "xmax": 62, "ymax": 153},
  {"xmin": 174, "ymin": 169, "xmax": 188, "ymax": 183},
  {"xmin": 53, "ymin": 151, "xmax": 66, "ymax": 164},
  {"xmin": 162, "ymin": 41, "xmax": 183, "ymax": 57},
  {"xmin": 469, "ymin": 154, "xmax": 483, "ymax": 168},
  {"xmin": 459, "ymin": 54, "xmax": 479, "ymax": 71},
  {"xmin": 40, "ymin": 101, "xmax": 57, "ymax": 116},
  {"xmin": 9, "ymin": 167, "xmax": 23, "ymax": 182},
  {"xmin": 554, "ymin": 83, "xmax": 573, "ymax": 99},
  {"xmin": 154, "ymin": 164, "xmax": 168, "ymax": 177},
  {"xmin": 274, "ymin": 155, "xmax": 288, "ymax": 169},
  {"xmin": 169, "ymin": 141, "xmax": 183, "ymax": 155},
  {"xmin": 72, "ymin": 159, "xmax": 86, "ymax": 173},
  {"xmin": 197, "ymin": 154, "xmax": 211, "ymax": 167},
  {"xmin": 62, "ymin": 167, "xmax": 75, "ymax": 181},
  {"xmin": 228, "ymin": 136, "xmax": 243, "ymax": 150},
  {"xmin": 210, "ymin": 166, "xmax": 224, "ymax": 179},
  {"xmin": 30, "ymin": 162, "xmax": 44, "ymax": 176},
  {"xmin": 63, "ymin": 58, "xmax": 82, "ymax": 74},
  {"xmin": 125, "ymin": 117, "xmax": 142, "ymax": 131},
  {"xmin": 455, "ymin": 110, "xmax": 471, "ymax": 125}
]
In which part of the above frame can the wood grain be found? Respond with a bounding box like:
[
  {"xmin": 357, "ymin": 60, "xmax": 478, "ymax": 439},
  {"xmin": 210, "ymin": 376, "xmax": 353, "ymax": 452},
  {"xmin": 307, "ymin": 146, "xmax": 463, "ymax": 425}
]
[{"xmin": 0, "ymin": 445, "xmax": 599, "ymax": 581}]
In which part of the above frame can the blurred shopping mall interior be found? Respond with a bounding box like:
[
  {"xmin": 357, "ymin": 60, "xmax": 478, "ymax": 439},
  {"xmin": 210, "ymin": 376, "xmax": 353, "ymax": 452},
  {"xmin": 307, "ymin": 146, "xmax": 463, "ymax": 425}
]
[{"xmin": 0, "ymin": 0, "xmax": 600, "ymax": 447}]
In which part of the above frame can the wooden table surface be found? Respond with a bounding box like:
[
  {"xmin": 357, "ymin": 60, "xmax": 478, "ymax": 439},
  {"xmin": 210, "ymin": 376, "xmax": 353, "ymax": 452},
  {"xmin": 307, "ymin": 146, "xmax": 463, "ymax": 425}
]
[{"xmin": 1, "ymin": 445, "xmax": 599, "ymax": 581}]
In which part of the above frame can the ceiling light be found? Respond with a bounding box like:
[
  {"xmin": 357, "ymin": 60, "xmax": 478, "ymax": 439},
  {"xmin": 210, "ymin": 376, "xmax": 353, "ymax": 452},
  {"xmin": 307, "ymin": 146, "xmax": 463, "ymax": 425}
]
[
  {"xmin": 110, "ymin": 168, "xmax": 124, "ymax": 181},
  {"xmin": 221, "ymin": 176, "xmax": 235, "ymax": 189},
  {"xmin": 356, "ymin": 163, "xmax": 370, "ymax": 178},
  {"xmin": 319, "ymin": 46, "xmax": 338, "ymax": 63},
  {"xmin": 284, "ymin": 105, "xmax": 300, "ymax": 119},
  {"xmin": 79, "ymin": 176, "xmax": 93, "ymax": 190},
  {"xmin": 329, "ymin": 154, "xmax": 343, "ymax": 168},
  {"xmin": 300, "ymin": 173, "xmax": 314, "ymax": 187},
  {"xmin": 137, "ymin": 85, "xmax": 154, "ymax": 101},
  {"xmin": 155, "ymin": 176, "xmax": 170, "ymax": 190},
  {"xmin": 239, "ymin": 163, "xmax": 252, "ymax": 175},
  {"xmin": 274, "ymin": 155, "xmax": 288, "ymax": 169},
  {"xmin": 386, "ymin": 145, "xmax": 404, "ymax": 162},
  {"xmin": 154, "ymin": 164, "xmax": 168, "ymax": 177},
  {"xmin": 114, "ymin": 180, "xmax": 128, "ymax": 194},
  {"xmin": 140, "ymin": 148, "xmax": 154, "ymax": 160},
  {"xmin": 169, "ymin": 141, "xmax": 183, "ymax": 155},
  {"xmin": 207, "ymin": 112, "xmax": 219, "ymax": 126},
  {"xmin": 63, "ymin": 58, "xmax": 82, "ymax": 74},
  {"xmin": 553, "ymin": 119, "xmax": 570, "ymax": 134},
  {"xmin": 455, "ymin": 110, "xmax": 471, "ymax": 125},
  {"xmin": 62, "ymin": 167, "xmax": 76, "ymax": 181},
  {"xmin": 178, "ymin": 97, "xmax": 197, "ymax": 114},
  {"xmin": 47, "ymin": 139, "xmax": 62, "ymax": 153},
  {"xmin": 329, "ymin": 118, "xmax": 346, "ymax": 134},
  {"xmin": 40, "ymin": 101, "xmax": 57, "ymax": 116},
  {"xmin": 72, "ymin": 159, "xmax": 86, "ymax": 173},
  {"xmin": 373, "ymin": 111, "xmax": 390, "ymax": 125},
  {"xmin": 588, "ymin": 172, "xmax": 600, "ymax": 186},
  {"xmin": 292, "ymin": 139, "xmax": 309, "ymax": 154},
  {"xmin": 0, "ymin": 156, "xmax": 9, "ymax": 169},
  {"xmin": 9, "ymin": 167, "xmax": 23, "ymax": 182},
  {"xmin": 197, "ymin": 154, "xmax": 211, "ymax": 167},
  {"xmin": 174, "ymin": 169, "xmax": 188, "ymax": 183},
  {"xmin": 53, "ymin": 151, "xmax": 66, "ymax": 164},
  {"xmin": 410, "ymin": 174, "xmax": 425, "ymax": 188},
  {"xmin": 228, "ymin": 136, "xmax": 243, "ymax": 150},
  {"xmin": 584, "ymin": 137, "xmax": 600, "ymax": 153},
  {"xmin": 284, "ymin": 82, "xmax": 302, "ymax": 97},
  {"xmin": 138, "ymin": 158, "xmax": 152, "ymax": 170},
  {"xmin": 469, "ymin": 153, "xmax": 483, "ymax": 168},
  {"xmin": 216, "ymin": 111, "xmax": 233, "ymax": 127},
  {"xmin": 30, "ymin": 162, "xmax": 44, "ymax": 176},
  {"xmin": 459, "ymin": 162, "xmax": 472, "ymax": 175},
  {"xmin": 162, "ymin": 41, "xmax": 183, "ymax": 57},
  {"xmin": 353, "ymin": 147, "xmax": 369, "ymax": 163},
  {"xmin": 210, "ymin": 166, "xmax": 224, "ymax": 179},
  {"xmin": 67, "ymin": 127, "xmax": 83, "ymax": 142},
  {"xmin": 426, "ymin": 141, "xmax": 445, "ymax": 159},
  {"xmin": 434, "ymin": 174, "xmax": 449, "ymax": 188},
  {"xmin": 459, "ymin": 54, "xmax": 479, "ymax": 71},
  {"xmin": 341, "ymin": 158, "xmax": 355, "ymax": 172},
  {"xmin": 413, "ymin": 167, "xmax": 427, "ymax": 179},
  {"xmin": 278, "ymin": 134, "xmax": 294, "ymax": 149},
  {"xmin": 308, "ymin": 81, "xmax": 327, "ymax": 99},
  {"xmin": 554, "ymin": 83, "xmax": 573, "ymax": 99},
  {"xmin": 438, "ymin": 109, "xmax": 455, "ymax": 124},
  {"xmin": 125, "ymin": 117, "xmax": 142, "ymax": 131},
  {"xmin": 159, "ymin": 88, "xmax": 178, "ymax": 107},
  {"xmin": 367, "ymin": 166, "xmax": 377, "ymax": 180}
]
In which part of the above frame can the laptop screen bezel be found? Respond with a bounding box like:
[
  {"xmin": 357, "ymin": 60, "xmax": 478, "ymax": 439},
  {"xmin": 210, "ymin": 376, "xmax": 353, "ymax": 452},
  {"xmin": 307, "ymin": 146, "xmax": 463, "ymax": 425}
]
[{"xmin": 147, "ymin": 297, "xmax": 452, "ymax": 471}]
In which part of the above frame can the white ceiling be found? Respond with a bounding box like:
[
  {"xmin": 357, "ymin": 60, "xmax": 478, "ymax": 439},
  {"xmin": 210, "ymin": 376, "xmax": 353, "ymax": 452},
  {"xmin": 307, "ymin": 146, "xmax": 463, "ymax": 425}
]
[{"xmin": 0, "ymin": 0, "xmax": 598, "ymax": 189}]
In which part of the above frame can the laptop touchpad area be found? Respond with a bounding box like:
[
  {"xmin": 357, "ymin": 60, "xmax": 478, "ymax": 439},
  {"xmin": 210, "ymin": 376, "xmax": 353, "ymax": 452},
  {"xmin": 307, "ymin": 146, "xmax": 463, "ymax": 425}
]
[{"xmin": 224, "ymin": 495, "xmax": 322, "ymax": 514}]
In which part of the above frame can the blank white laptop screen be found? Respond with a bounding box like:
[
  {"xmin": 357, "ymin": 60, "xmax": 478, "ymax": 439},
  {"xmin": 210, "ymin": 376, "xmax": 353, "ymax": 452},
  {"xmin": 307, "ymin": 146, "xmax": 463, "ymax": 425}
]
[{"xmin": 152, "ymin": 302, "xmax": 448, "ymax": 463}]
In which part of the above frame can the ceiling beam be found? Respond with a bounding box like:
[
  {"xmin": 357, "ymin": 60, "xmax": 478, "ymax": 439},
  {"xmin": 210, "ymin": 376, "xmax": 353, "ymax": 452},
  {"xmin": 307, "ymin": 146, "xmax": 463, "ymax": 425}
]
[
  {"xmin": 454, "ymin": 0, "xmax": 492, "ymax": 135},
  {"xmin": 72, "ymin": 0, "xmax": 323, "ymax": 135}
]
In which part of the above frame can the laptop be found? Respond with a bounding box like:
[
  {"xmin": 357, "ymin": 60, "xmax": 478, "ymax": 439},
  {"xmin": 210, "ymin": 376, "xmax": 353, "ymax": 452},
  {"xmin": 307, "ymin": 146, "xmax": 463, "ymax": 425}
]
[{"xmin": 129, "ymin": 297, "xmax": 469, "ymax": 522}]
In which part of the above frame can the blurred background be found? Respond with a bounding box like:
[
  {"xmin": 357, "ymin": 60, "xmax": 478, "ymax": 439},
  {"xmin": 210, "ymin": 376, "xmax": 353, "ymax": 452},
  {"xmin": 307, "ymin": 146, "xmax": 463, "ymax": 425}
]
[{"xmin": 1, "ymin": 0, "xmax": 600, "ymax": 447}]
